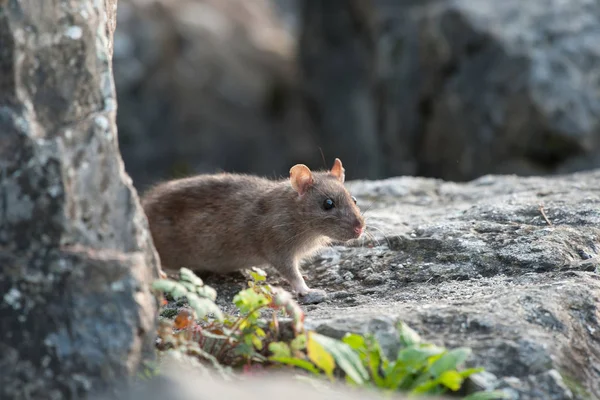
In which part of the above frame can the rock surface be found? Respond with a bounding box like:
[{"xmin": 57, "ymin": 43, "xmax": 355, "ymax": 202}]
[
  {"xmin": 0, "ymin": 0, "xmax": 161, "ymax": 398},
  {"xmin": 205, "ymin": 170, "xmax": 600, "ymax": 400}
]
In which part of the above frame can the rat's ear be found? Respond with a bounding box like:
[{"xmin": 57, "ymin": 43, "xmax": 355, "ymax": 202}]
[
  {"xmin": 330, "ymin": 158, "xmax": 345, "ymax": 183},
  {"xmin": 289, "ymin": 164, "xmax": 314, "ymax": 195}
]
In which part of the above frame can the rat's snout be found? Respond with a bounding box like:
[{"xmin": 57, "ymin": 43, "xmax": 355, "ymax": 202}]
[
  {"xmin": 352, "ymin": 218, "xmax": 365, "ymax": 237},
  {"xmin": 354, "ymin": 225, "xmax": 364, "ymax": 236}
]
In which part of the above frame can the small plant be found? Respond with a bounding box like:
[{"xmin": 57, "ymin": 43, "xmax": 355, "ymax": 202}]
[
  {"xmin": 152, "ymin": 267, "xmax": 304, "ymax": 368},
  {"xmin": 270, "ymin": 322, "xmax": 507, "ymax": 399},
  {"xmin": 152, "ymin": 268, "xmax": 508, "ymax": 400},
  {"xmin": 152, "ymin": 267, "xmax": 223, "ymax": 321}
]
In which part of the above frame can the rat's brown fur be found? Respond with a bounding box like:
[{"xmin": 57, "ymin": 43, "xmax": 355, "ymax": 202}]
[{"xmin": 141, "ymin": 159, "xmax": 365, "ymax": 298}]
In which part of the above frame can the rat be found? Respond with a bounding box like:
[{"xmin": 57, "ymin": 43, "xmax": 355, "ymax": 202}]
[{"xmin": 141, "ymin": 158, "xmax": 365, "ymax": 304}]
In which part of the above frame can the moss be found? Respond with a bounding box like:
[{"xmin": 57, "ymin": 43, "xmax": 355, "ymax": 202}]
[{"xmin": 560, "ymin": 372, "xmax": 592, "ymax": 400}]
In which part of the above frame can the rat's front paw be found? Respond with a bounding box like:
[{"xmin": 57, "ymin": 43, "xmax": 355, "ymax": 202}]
[{"xmin": 298, "ymin": 289, "xmax": 328, "ymax": 305}]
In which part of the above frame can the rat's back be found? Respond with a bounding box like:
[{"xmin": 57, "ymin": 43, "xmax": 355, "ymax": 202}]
[{"xmin": 142, "ymin": 173, "xmax": 278, "ymax": 273}]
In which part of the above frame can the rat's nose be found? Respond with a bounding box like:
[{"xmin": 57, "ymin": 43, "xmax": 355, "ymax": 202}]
[{"xmin": 353, "ymin": 222, "xmax": 364, "ymax": 236}]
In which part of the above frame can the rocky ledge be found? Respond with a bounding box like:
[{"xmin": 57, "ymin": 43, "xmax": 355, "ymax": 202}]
[{"xmin": 206, "ymin": 170, "xmax": 600, "ymax": 400}]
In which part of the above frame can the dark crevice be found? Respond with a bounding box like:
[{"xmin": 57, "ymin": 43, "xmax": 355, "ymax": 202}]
[
  {"xmin": 414, "ymin": 27, "xmax": 492, "ymax": 179},
  {"xmin": 440, "ymin": 61, "xmax": 458, "ymax": 80},
  {"xmin": 414, "ymin": 95, "xmax": 436, "ymax": 178},
  {"xmin": 0, "ymin": 8, "xmax": 16, "ymax": 106},
  {"xmin": 263, "ymin": 80, "xmax": 289, "ymax": 119},
  {"xmin": 524, "ymin": 131, "xmax": 585, "ymax": 169}
]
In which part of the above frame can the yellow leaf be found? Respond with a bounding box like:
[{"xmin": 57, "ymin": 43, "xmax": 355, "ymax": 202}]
[
  {"xmin": 255, "ymin": 327, "xmax": 266, "ymax": 338},
  {"xmin": 307, "ymin": 331, "xmax": 335, "ymax": 378},
  {"xmin": 251, "ymin": 335, "xmax": 263, "ymax": 350}
]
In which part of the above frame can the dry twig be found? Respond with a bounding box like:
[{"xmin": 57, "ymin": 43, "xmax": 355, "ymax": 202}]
[{"xmin": 538, "ymin": 204, "xmax": 553, "ymax": 226}]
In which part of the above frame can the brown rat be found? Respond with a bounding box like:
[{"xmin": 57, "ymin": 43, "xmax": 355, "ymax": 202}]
[{"xmin": 141, "ymin": 158, "xmax": 365, "ymax": 304}]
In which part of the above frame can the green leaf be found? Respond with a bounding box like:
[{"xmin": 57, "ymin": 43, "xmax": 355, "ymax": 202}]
[
  {"xmin": 233, "ymin": 288, "xmax": 269, "ymax": 314},
  {"xmin": 407, "ymin": 368, "xmax": 437, "ymax": 391},
  {"xmin": 439, "ymin": 370, "xmax": 463, "ymax": 391},
  {"xmin": 179, "ymin": 268, "xmax": 204, "ymax": 287},
  {"xmin": 363, "ymin": 335, "xmax": 385, "ymax": 387},
  {"xmin": 235, "ymin": 342, "xmax": 254, "ymax": 357},
  {"xmin": 342, "ymin": 333, "xmax": 366, "ymax": 351},
  {"xmin": 382, "ymin": 364, "xmax": 410, "ymax": 390},
  {"xmin": 269, "ymin": 356, "xmax": 321, "ymax": 375},
  {"xmin": 255, "ymin": 327, "xmax": 266, "ymax": 338},
  {"xmin": 396, "ymin": 345, "xmax": 446, "ymax": 372},
  {"xmin": 249, "ymin": 268, "xmax": 267, "ymax": 282},
  {"xmin": 307, "ymin": 331, "xmax": 336, "ymax": 378},
  {"xmin": 178, "ymin": 281, "xmax": 197, "ymax": 294},
  {"xmin": 397, "ymin": 321, "xmax": 421, "ymax": 347},
  {"xmin": 459, "ymin": 367, "xmax": 485, "ymax": 378},
  {"xmin": 311, "ymin": 332, "xmax": 369, "ymax": 385},
  {"xmin": 462, "ymin": 391, "xmax": 511, "ymax": 400},
  {"xmin": 196, "ymin": 285, "xmax": 217, "ymax": 301},
  {"xmin": 290, "ymin": 334, "xmax": 307, "ymax": 351},
  {"xmin": 410, "ymin": 377, "xmax": 441, "ymax": 394},
  {"xmin": 151, "ymin": 279, "xmax": 177, "ymax": 293},
  {"xmin": 268, "ymin": 342, "xmax": 292, "ymax": 358},
  {"xmin": 429, "ymin": 347, "xmax": 472, "ymax": 378},
  {"xmin": 170, "ymin": 282, "xmax": 189, "ymax": 299},
  {"xmin": 186, "ymin": 293, "xmax": 223, "ymax": 321}
]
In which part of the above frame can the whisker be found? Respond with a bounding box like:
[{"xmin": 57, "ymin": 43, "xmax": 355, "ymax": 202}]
[
  {"xmin": 366, "ymin": 225, "xmax": 391, "ymax": 248},
  {"xmin": 364, "ymin": 230, "xmax": 381, "ymax": 247},
  {"xmin": 360, "ymin": 200, "xmax": 376, "ymax": 216},
  {"xmin": 280, "ymin": 226, "xmax": 318, "ymax": 247}
]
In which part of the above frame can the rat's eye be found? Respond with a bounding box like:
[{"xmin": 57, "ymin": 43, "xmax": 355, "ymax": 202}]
[
  {"xmin": 351, "ymin": 196, "xmax": 357, "ymax": 205},
  {"xmin": 323, "ymin": 198, "xmax": 335, "ymax": 210}
]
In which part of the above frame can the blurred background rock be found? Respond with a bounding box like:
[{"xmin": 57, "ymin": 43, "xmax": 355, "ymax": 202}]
[{"xmin": 113, "ymin": 0, "xmax": 600, "ymax": 190}]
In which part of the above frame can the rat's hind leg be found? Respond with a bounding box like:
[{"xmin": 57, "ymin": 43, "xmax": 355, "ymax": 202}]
[{"xmin": 270, "ymin": 256, "xmax": 327, "ymax": 304}]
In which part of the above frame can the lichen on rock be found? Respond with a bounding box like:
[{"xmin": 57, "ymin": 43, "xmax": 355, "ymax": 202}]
[{"xmin": 0, "ymin": 0, "xmax": 161, "ymax": 398}]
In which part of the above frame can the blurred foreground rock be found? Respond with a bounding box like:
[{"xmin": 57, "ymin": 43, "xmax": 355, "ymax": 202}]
[
  {"xmin": 93, "ymin": 353, "xmax": 436, "ymax": 400},
  {"xmin": 0, "ymin": 0, "xmax": 160, "ymax": 398},
  {"xmin": 205, "ymin": 169, "xmax": 600, "ymax": 400}
]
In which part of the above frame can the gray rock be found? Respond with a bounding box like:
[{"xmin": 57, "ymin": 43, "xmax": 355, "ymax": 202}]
[
  {"xmin": 298, "ymin": 0, "xmax": 383, "ymax": 179},
  {"xmin": 205, "ymin": 170, "xmax": 600, "ymax": 400},
  {"xmin": 0, "ymin": 0, "xmax": 161, "ymax": 398},
  {"xmin": 376, "ymin": 0, "xmax": 600, "ymax": 181},
  {"xmin": 113, "ymin": 0, "xmax": 600, "ymax": 186},
  {"xmin": 113, "ymin": 0, "xmax": 314, "ymax": 189}
]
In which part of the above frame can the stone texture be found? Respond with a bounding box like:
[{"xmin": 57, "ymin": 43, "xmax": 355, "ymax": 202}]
[
  {"xmin": 375, "ymin": 0, "xmax": 600, "ymax": 181},
  {"xmin": 204, "ymin": 170, "xmax": 600, "ymax": 400},
  {"xmin": 0, "ymin": 0, "xmax": 161, "ymax": 398}
]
